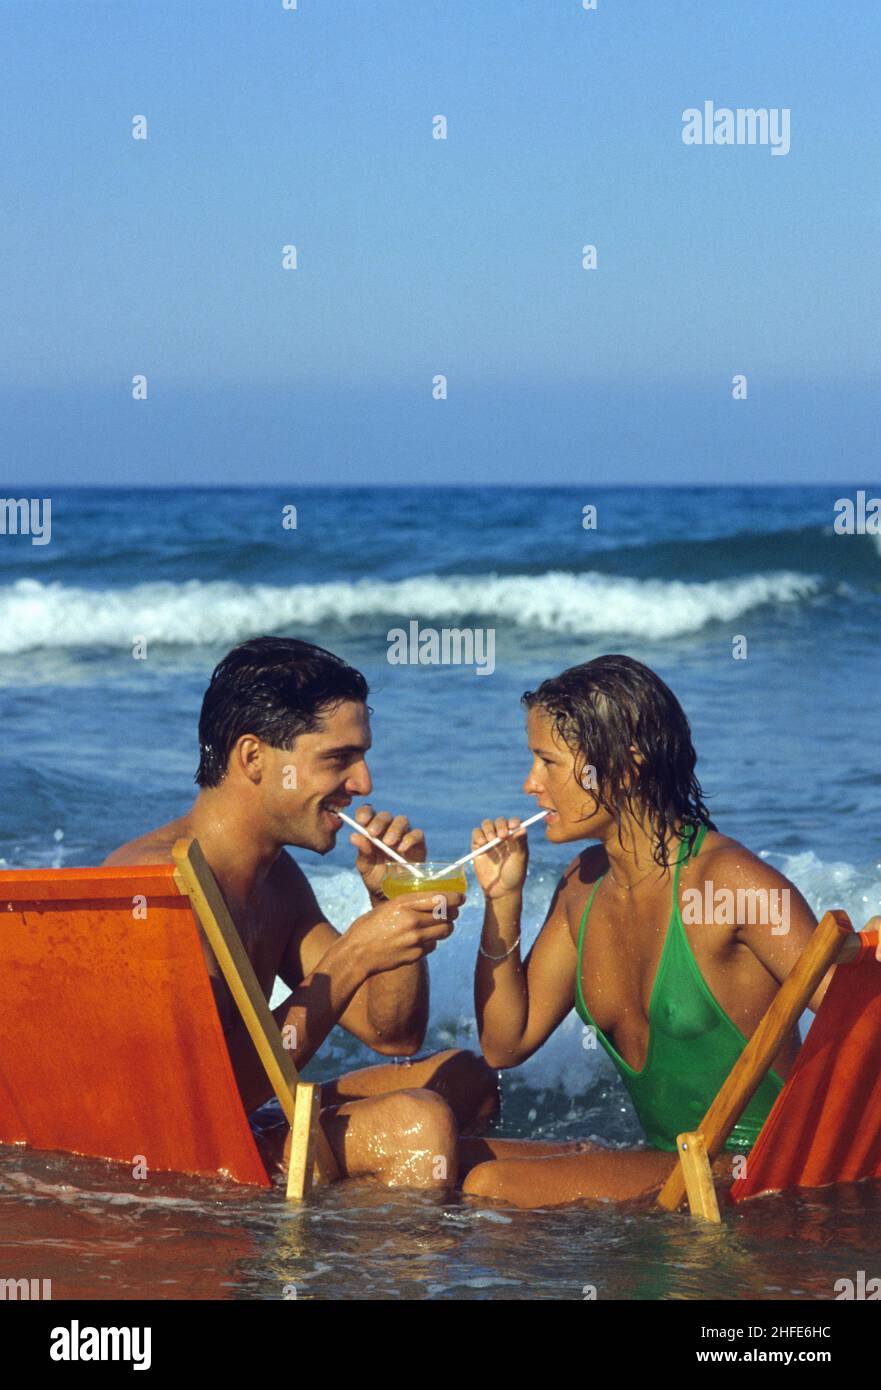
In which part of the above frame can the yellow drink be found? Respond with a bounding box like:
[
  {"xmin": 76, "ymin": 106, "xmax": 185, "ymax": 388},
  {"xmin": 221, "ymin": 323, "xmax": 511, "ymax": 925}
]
[{"xmin": 382, "ymin": 862, "xmax": 468, "ymax": 899}]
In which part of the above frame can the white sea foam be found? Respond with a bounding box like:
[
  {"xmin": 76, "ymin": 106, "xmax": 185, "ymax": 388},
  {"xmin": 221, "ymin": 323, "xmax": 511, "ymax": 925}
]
[
  {"xmin": 776, "ymin": 850, "xmax": 881, "ymax": 926},
  {"xmin": 0, "ymin": 570, "xmax": 820, "ymax": 654}
]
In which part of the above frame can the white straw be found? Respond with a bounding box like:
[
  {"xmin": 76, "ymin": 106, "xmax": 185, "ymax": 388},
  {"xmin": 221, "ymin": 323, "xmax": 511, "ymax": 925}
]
[
  {"xmin": 335, "ymin": 810, "xmax": 425, "ymax": 878},
  {"xmin": 432, "ymin": 810, "xmax": 550, "ymax": 877}
]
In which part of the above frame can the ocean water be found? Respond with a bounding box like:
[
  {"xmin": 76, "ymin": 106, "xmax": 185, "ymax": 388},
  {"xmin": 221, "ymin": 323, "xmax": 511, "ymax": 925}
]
[{"xmin": 1, "ymin": 483, "xmax": 880, "ymax": 1300}]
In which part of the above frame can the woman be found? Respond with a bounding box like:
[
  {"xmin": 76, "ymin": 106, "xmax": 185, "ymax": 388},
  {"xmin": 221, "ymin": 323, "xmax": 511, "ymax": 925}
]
[{"xmin": 459, "ymin": 654, "xmax": 831, "ymax": 1209}]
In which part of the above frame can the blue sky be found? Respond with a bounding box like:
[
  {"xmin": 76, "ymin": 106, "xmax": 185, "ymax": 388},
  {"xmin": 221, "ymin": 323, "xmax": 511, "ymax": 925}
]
[{"xmin": 2, "ymin": 0, "xmax": 879, "ymax": 484}]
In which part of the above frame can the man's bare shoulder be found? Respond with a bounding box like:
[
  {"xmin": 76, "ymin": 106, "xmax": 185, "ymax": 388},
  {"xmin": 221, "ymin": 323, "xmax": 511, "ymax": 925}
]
[{"xmin": 102, "ymin": 816, "xmax": 194, "ymax": 867}]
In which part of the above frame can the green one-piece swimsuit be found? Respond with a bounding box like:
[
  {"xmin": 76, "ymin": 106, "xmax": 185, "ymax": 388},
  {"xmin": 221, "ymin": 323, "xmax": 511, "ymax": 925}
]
[{"xmin": 574, "ymin": 823, "xmax": 784, "ymax": 1152}]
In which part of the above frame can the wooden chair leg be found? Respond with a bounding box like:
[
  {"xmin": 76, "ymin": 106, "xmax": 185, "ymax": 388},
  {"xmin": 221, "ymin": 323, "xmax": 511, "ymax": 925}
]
[
  {"xmin": 676, "ymin": 1131, "xmax": 721, "ymax": 1223},
  {"xmin": 286, "ymin": 1082, "xmax": 323, "ymax": 1201}
]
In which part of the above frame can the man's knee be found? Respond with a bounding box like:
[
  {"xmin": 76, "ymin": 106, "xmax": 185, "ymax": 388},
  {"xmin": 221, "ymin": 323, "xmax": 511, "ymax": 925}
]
[
  {"xmin": 379, "ymin": 1088, "xmax": 458, "ymax": 1186},
  {"xmin": 389, "ymin": 1087, "xmax": 457, "ymax": 1150}
]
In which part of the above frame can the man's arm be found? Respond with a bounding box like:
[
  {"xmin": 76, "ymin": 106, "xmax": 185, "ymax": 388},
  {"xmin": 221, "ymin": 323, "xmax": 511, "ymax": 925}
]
[
  {"xmin": 219, "ymin": 865, "xmax": 458, "ymax": 1113},
  {"xmin": 275, "ymin": 845, "xmax": 450, "ymax": 1050},
  {"xmin": 340, "ymin": 806, "xmax": 436, "ymax": 1050},
  {"xmin": 350, "ymin": 868, "xmax": 436, "ymax": 1051}
]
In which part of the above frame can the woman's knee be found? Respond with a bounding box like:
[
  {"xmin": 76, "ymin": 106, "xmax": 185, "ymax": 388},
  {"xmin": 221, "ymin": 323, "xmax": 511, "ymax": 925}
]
[{"xmin": 461, "ymin": 1159, "xmax": 507, "ymax": 1201}]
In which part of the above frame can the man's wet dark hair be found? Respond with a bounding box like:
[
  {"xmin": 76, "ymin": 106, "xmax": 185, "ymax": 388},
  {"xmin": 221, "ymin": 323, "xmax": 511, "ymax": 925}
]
[
  {"xmin": 195, "ymin": 637, "xmax": 370, "ymax": 788},
  {"xmin": 522, "ymin": 654, "xmax": 714, "ymax": 869}
]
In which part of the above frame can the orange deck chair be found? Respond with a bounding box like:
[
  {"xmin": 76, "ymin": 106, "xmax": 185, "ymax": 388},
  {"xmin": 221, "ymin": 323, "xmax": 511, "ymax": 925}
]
[
  {"xmin": 0, "ymin": 839, "xmax": 338, "ymax": 1200},
  {"xmin": 656, "ymin": 910, "xmax": 881, "ymax": 1221}
]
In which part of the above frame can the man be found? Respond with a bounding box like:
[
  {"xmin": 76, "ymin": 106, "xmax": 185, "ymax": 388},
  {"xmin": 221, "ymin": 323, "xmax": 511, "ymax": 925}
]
[{"xmin": 105, "ymin": 636, "xmax": 497, "ymax": 1188}]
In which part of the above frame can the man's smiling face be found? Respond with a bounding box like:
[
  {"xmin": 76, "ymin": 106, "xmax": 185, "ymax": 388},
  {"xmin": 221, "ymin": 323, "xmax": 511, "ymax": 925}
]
[{"xmin": 262, "ymin": 699, "xmax": 373, "ymax": 852}]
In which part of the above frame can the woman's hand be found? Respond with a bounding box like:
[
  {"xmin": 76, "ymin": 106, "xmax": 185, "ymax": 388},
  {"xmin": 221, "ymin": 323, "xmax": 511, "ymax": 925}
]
[
  {"xmin": 471, "ymin": 817, "xmax": 529, "ymax": 900},
  {"xmin": 350, "ymin": 804, "xmax": 426, "ymax": 899}
]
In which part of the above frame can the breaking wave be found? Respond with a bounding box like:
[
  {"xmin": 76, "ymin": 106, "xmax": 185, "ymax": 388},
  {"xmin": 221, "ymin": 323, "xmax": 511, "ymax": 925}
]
[{"xmin": 0, "ymin": 570, "xmax": 822, "ymax": 653}]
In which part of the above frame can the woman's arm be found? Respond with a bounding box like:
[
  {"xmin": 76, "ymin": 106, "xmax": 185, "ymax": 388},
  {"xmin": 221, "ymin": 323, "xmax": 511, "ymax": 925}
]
[
  {"xmin": 476, "ymin": 884, "xmax": 580, "ymax": 1067},
  {"xmin": 703, "ymin": 846, "xmax": 831, "ymax": 1013},
  {"xmin": 471, "ymin": 817, "xmax": 585, "ymax": 1067}
]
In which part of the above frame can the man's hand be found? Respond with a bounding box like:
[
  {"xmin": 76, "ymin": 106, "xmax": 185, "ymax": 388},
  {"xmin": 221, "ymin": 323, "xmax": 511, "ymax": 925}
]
[
  {"xmin": 346, "ymin": 893, "xmax": 463, "ymax": 977},
  {"xmin": 350, "ymin": 804, "xmax": 426, "ymax": 899},
  {"xmin": 867, "ymin": 916, "xmax": 881, "ymax": 962}
]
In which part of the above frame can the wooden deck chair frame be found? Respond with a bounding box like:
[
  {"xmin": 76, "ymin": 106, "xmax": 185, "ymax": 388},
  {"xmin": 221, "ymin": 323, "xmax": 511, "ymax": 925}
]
[
  {"xmin": 171, "ymin": 838, "xmax": 339, "ymax": 1200},
  {"xmin": 656, "ymin": 909, "xmax": 874, "ymax": 1221}
]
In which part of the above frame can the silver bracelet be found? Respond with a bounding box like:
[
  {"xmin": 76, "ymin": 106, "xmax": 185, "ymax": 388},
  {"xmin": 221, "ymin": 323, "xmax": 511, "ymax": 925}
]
[{"xmin": 479, "ymin": 934, "xmax": 521, "ymax": 961}]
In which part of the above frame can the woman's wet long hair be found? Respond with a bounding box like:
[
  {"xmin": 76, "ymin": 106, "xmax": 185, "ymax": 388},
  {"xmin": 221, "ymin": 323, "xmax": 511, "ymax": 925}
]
[{"xmin": 522, "ymin": 654, "xmax": 715, "ymax": 869}]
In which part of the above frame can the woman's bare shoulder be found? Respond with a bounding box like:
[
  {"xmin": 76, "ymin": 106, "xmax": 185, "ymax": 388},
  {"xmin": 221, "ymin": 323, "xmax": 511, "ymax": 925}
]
[
  {"xmin": 692, "ymin": 829, "xmax": 795, "ymax": 889},
  {"xmin": 560, "ymin": 842, "xmax": 608, "ymax": 889},
  {"xmin": 555, "ymin": 843, "xmax": 609, "ymax": 923}
]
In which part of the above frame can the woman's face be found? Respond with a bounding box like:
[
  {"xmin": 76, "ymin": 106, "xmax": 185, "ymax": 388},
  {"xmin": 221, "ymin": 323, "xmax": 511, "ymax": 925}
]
[{"xmin": 522, "ymin": 705, "xmax": 610, "ymax": 843}]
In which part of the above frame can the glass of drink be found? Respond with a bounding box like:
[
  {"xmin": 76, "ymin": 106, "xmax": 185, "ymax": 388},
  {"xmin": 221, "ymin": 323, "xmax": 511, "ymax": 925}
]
[{"xmin": 382, "ymin": 862, "xmax": 468, "ymax": 900}]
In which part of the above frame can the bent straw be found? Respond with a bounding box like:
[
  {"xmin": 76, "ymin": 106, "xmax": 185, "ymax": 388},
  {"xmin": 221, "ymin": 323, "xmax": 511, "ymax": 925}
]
[
  {"xmin": 433, "ymin": 810, "xmax": 550, "ymax": 878},
  {"xmin": 336, "ymin": 810, "xmax": 426, "ymax": 879}
]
